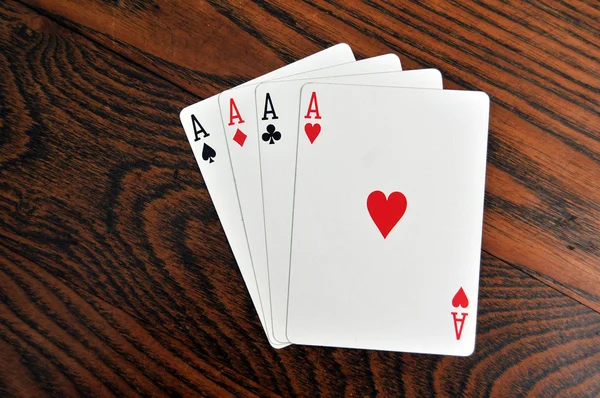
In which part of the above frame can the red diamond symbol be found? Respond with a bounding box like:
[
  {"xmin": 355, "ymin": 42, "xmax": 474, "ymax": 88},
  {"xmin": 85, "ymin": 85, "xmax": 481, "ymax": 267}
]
[{"xmin": 233, "ymin": 128, "xmax": 247, "ymax": 147}]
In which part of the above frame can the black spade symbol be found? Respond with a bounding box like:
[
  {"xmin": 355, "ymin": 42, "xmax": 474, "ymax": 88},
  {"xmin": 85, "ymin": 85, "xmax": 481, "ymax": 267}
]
[{"xmin": 202, "ymin": 143, "xmax": 216, "ymax": 163}]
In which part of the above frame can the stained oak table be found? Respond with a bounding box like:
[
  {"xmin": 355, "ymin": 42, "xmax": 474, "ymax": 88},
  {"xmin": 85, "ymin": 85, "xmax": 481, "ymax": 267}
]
[{"xmin": 1, "ymin": 1, "xmax": 599, "ymax": 396}]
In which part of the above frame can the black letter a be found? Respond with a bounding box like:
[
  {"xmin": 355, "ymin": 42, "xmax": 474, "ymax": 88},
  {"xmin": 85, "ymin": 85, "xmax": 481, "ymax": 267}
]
[{"xmin": 261, "ymin": 93, "xmax": 279, "ymax": 120}]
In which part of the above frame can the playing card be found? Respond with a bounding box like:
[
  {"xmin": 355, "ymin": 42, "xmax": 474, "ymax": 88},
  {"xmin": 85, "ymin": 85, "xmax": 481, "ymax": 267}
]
[
  {"xmin": 179, "ymin": 44, "xmax": 355, "ymax": 348},
  {"xmin": 256, "ymin": 69, "xmax": 445, "ymax": 342},
  {"xmin": 218, "ymin": 54, "xmax": 403, "ymax": 345},
  {"xmin": 286, "ymin": 84, "xmax": 489, "ymax": 356}
]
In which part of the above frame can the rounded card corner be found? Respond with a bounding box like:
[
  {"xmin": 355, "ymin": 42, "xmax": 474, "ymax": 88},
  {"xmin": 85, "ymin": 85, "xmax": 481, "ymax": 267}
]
[{"xmin": 457, "ymin": 341, "xmax": 477, "ymax": 357}]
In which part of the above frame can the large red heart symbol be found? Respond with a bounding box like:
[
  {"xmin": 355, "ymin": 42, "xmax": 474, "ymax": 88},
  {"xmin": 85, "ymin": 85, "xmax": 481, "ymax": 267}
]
[
  {"xmin": 452, "ymin": 287, "xmax": 469, "ymax": 308},
  {"xmin": 304, "ymin": 123, "xmax": 321, "ymax": 144},
  {"xmin": 366, "ymin": 191, "xmax": 407, "ymax": 239}
]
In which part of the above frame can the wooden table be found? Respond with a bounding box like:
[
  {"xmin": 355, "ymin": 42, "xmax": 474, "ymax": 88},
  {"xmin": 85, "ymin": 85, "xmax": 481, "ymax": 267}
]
[{"xmin": 1, "ymin": 1, "xmax": 598, "ymax": 396}]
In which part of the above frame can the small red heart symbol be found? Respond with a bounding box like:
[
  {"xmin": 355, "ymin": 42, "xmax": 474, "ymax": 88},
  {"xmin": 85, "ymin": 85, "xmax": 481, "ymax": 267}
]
[
  {"xmin": 452, "ymin": 287, "xmax": 469, "ymax": 308},
  {"xmin": 304, "ymin": 123, "xmax": 321, "ymax": 144},
  {"xmin": 366, "ymin": 191, "xmax": 407, "ymax": 239}
]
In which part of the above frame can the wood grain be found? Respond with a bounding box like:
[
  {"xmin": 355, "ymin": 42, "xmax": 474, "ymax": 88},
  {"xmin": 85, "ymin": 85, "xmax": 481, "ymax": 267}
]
[
  {"xmin": 1, "ymin": 0, "xmax": 599, "ymax": 396},
  {"xmin": 18, "ymin": 0, "xmax": 600, "ymax": 312},
  {"xmin": 0, "ymin": 246, "xmax": 278, "ymax": 398}
]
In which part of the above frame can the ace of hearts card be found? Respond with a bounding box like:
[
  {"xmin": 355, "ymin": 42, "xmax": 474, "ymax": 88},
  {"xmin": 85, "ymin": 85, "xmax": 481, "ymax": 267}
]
[{"xmin": 286, "ymin": 83, "xmax": 490, "ymax": 356}]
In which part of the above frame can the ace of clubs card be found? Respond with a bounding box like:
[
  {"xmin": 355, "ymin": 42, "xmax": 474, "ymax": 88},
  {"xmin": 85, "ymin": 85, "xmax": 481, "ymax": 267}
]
[{"xmin": 256, "ymin": 69, "xmax": 444, "ymax": 342}]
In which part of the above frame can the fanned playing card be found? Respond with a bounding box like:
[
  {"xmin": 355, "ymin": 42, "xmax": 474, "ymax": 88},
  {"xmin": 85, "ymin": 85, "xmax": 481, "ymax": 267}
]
[
  {"xmin": 255, "ymin": 69, "xmax": 444, "ymax": 342},
  {"xmin": 286, "ymin": 84, "xmax": 489, "ymax": 355},
  {"xmin": 179, "ymin": 44, "xmax": 355, "ymax": 348},
  {"xmin": 217, "ymin": 54, "xmax": 403, "ymax": 344}
]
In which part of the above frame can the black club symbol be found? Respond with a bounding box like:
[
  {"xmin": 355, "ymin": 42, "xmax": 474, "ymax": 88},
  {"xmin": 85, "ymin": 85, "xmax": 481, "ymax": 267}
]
[{"xmin": 262, "ymin": 124, "xmax": 281, "ymax": 144}]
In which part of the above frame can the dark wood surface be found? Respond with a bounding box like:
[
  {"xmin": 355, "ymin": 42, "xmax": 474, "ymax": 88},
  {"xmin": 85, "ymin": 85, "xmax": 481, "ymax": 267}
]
[{"xmin": 0, "ymin": 0, "xmax": 598, "ymax": 396}]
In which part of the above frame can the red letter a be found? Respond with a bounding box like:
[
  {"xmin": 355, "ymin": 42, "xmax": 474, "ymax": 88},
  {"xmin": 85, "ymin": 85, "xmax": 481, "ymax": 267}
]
[
  {"xmin": 228, "ymin": 98, "xmax": 245, "ymax": 126},
  {"xmin": 451, "ymin": 312, "xmax": 468, "ymax": 340},
  {"xmin": 303, "ymin": 92, "xmax": 321, "ymax": 119}
]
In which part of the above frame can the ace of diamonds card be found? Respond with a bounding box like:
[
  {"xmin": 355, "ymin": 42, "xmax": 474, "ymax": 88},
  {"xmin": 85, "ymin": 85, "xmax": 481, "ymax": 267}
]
[{"xmin": 286, "ymin": 84, "xmax": 490, "ymax": 356}]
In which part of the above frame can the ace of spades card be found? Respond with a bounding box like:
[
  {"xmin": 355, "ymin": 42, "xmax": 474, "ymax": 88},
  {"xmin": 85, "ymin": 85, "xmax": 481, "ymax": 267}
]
[
  {"xmin": 179, "ymin": 44, "xmax": 355, "ymax": 349},
  {"xmin": 286, "ymin": 84, "xmax": 489, "ymax": 356}
]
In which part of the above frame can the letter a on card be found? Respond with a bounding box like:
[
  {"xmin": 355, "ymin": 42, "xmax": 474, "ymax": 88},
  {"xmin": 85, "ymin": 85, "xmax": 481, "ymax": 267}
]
[
  {"xmin": 262, "ymin": 93, "xmax": 279, "ymax": 120},
  {"xmin": 228, "ymin": 98, "xmax": 245, "ymax": 126}
]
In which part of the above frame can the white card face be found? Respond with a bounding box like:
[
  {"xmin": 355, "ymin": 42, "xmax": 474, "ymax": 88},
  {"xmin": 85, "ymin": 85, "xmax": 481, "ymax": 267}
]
[
  {"xmin": 218, "ymin": 55, "xmax": 403, "ymax": 345},
  {"xmin": 179, "ymin": 44, "xmax": 355, "ymax": 348},
  {"xmin": 287, "ymin": 84, "xmax": 489, "ymax": 356},
  {"xmin": 256, "ymin": 70, "xmax": 444, "ymax": 342}
]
